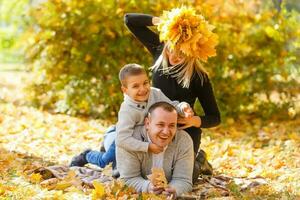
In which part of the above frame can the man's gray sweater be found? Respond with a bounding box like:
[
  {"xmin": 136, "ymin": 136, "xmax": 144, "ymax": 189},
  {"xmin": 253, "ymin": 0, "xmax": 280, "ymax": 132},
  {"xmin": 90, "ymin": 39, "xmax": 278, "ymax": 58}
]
[{"xmin": 116, "ymin": 125, "xmax": 194, "ymax": 196}]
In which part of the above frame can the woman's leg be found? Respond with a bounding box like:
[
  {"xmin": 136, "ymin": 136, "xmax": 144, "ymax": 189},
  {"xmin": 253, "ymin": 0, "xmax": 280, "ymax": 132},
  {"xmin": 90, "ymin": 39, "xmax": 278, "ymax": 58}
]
[
  {"xmin": 184, "ymin": 126, "xmax": 212, "ymax": 183},
  {"xmin": 184, "ymin": 126, "xmax": 201, "ymax": 154}
]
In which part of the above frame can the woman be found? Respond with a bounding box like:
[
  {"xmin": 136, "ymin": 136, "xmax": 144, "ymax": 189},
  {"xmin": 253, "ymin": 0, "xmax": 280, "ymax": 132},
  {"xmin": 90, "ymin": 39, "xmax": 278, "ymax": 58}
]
[{"xmin": 124, "ymin": 8, "xmax": 221, "ymax": 182}]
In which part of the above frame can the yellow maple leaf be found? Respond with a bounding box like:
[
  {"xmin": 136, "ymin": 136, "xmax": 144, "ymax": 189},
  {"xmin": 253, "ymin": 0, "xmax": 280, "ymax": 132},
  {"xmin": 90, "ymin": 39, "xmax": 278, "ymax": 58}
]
[
  {"xmin": 147, "ymin": 167, "xmax": 168, "ymax": 188},
  {"xmin": 51, "ymin": 170, "xmax": 81, "ymax": 191},
  {"xmin": 92, "ymin": 180, "xmax": 105, "ymax": 199},
  {"xmin": 0, "ymin": 184, "xmax": 5, "ymax": 195},
  {"xmin": 40, "ymin": 178, "xmax": 59, "ymax": 190},
  {"xmin": 30, "ymin": 173, "xmax": 42, "ymax": 183},
  {"xmin": 288, "ymin": 132, "xmax": 300, "ymax": 141},
  {"xmin": 54, "ymin": 181, "xmax": 73, "ymax": 190},
  {"xmin": 158, "ymin": 6, "xmax": 218, "ymax": 61},
  {"xmin": 85, "ymin": 54, "xmax": 92, "ymax": 63}
]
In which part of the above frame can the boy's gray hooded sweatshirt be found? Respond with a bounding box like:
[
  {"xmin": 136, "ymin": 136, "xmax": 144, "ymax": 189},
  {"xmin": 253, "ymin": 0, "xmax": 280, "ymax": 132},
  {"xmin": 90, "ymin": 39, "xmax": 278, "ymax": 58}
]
[{"xmin": 115, "ymin": 87, "xmax": 187, "ymax": 152}]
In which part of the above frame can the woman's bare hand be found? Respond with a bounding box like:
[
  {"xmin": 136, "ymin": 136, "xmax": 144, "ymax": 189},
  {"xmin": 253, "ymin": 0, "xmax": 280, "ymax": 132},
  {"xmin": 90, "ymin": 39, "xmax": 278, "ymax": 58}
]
[
  {"xmin": 177, "ymin": 116, "xmax": 201, "ymax": 129},
  {"xmin": 152, "ymin": 17, "xmax": 161, "ymax": 25}
]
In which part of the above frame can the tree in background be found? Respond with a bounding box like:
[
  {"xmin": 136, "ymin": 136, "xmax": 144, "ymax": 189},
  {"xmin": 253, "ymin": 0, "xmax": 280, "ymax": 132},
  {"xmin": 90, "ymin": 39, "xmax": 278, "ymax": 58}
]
[
  {"xmin": 0, "ymin": 0, "xmax": 31, "ymax": 64},
  {"xmin": 194, "ymin": 0, "xmax": 300, "ymax": 120},
  {"xmin": 24, "ymin": 0, "xmax": 178, "ymax": 119},
  {"xmin": 23, "ymin": 0, "xmax": 299, "ymax": 121}
]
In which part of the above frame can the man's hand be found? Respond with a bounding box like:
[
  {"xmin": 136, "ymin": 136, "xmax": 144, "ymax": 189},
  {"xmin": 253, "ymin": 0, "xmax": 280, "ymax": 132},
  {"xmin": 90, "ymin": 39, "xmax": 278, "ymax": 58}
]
[
  {"xmin": 148, "ymin": 143, "xmax": 164, "ymax": 154},
  {"xmin": 163, "ymin": 186, "xmax": 177, "ymax": 199},
  {"xmin": 148, "ymin": 183, "xmax": 164, "ymax": 194},
  {"xmin": 177, "ymin": 116, "xmax": 201, "ymax": 129}
]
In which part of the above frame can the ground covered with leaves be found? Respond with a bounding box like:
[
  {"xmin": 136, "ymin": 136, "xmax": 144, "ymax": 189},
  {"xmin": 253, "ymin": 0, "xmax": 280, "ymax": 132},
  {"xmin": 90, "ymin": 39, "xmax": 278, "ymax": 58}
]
[{"xmin": 0, "ymin": 72, "xmax": 299, "ymax": 199}]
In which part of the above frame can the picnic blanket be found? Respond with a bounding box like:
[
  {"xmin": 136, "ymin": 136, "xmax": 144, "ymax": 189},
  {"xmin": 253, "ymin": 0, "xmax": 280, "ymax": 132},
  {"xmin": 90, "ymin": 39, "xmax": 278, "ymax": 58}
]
[
  {"xmin": 27, "ymin": 165, "xmax": 267, "ymax": 199},
  {"xmin": 27, "ymin": 165, "xmax": 113, "ymax": 188}
]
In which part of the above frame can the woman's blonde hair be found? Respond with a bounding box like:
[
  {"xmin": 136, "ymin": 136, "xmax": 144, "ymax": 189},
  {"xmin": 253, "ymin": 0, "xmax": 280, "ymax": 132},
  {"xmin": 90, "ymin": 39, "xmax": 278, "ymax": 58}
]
[{"xmin": 151, "ymin": 42, "xmax": 208, "ymax": 88}]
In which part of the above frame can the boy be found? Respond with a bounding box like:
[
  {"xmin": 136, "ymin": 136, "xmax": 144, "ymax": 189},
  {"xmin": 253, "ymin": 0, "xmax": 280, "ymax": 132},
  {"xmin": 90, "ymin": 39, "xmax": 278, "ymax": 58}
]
[{"xmin": 70, "ymin": 64, "xmax": 193, "ymax": 174}]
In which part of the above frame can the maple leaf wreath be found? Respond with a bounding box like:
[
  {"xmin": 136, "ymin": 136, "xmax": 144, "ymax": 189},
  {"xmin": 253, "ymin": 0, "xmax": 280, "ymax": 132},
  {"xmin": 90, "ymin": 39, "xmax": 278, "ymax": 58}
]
[{"xmin": 153, "ymin": 6, "xmax": 219, "ymax": 87}]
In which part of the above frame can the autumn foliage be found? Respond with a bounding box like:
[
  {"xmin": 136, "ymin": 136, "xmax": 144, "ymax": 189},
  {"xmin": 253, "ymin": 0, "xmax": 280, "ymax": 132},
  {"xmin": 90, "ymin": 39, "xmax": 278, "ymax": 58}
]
[{"xmin": 23, "ymin": 0, "xmax": 299, "ymax": 121}]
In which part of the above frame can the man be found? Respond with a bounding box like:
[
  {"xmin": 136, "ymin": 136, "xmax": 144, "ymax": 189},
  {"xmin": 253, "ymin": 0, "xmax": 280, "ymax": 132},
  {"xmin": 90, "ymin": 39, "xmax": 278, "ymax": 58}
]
[{"xmin": 116, "ymin": 102, "xmax": 194, "ymax": 198}]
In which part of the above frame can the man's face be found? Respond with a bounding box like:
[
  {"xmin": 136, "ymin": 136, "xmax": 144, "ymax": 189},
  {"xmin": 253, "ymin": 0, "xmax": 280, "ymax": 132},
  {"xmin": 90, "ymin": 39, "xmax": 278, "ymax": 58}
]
[
  {"xmin": 145, "ymin": 107, "xmax": 178, "ymax": 148},
  {"xmin": 121, "ymin": 73, "xmax": 150, "ymax": 102}
]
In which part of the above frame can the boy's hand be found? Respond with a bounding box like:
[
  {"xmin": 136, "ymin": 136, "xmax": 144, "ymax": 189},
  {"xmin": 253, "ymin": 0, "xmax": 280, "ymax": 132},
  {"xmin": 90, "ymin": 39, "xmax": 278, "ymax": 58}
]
[
  {"xmin": 149, "ymin": 143, "xmax": 164, "ymax": 154},
  {"xmin": 181, "ymin": 103, "xmax": 194, "ymax": 118}
]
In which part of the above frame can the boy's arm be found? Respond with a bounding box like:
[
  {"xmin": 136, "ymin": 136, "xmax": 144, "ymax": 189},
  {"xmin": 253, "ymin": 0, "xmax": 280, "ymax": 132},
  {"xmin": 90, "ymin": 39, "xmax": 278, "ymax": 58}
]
[
  {"xmin": 153, "ymin": 88, "xmax": 191, "ymax": 117},
  {"xmin": 115, "ymin": 107, "xmax": 149, "ymax": 152}
]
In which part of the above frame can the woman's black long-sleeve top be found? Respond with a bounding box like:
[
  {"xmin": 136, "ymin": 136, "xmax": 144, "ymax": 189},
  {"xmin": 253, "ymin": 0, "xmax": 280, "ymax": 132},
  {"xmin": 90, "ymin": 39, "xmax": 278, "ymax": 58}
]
[{"xmin": 124, "ymin": 13, "xmax": 221, "ymax": 128}]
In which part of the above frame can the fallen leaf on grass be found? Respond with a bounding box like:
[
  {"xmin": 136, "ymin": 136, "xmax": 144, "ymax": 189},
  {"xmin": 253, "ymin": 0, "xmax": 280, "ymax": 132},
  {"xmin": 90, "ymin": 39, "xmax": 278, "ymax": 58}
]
[
  {"xmin": 92, "ymin": 180, "xmax": 105, "ymax": 199},
  {"xmin": 55, "ymin": 170, "xmax": 82, "ymax": 190},
  {"xmin": 29, "ymin": 173, "xmax": 42, "ymax": 183},
  {"xmin": 0, "ymin": 183, "xmax": 16, "ymax": 195},
  {"xmin": 40, "ymin": 178, "xmax": 59, "ymax": 190}
]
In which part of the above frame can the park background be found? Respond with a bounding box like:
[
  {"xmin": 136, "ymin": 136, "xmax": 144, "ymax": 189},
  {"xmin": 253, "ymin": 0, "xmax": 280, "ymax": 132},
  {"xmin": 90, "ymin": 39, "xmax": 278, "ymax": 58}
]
[{"xmin": 0, "ymin": 0, "xmax": 299, "ymax": 199}]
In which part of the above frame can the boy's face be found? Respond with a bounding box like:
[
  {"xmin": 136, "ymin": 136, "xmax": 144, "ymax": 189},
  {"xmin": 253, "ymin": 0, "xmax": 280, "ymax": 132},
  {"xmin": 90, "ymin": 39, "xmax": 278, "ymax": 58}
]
[{"xmin": 121, "ymin": 73, "xmax": 150, "ymax": 102}]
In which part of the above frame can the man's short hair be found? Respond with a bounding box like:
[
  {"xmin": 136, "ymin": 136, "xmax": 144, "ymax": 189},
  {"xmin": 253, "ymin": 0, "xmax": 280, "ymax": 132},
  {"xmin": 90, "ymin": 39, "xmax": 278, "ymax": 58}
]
[
  {"xmin": 119, "ymin": 63, "xmax": 146, "ymax": 86},
  {"xmin": 147, "ymin": 101, "xmax": 177, "ymax": 117}
]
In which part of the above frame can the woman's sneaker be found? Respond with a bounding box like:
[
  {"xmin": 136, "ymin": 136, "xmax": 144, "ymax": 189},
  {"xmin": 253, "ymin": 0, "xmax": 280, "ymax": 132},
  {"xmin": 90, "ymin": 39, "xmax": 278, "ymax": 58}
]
[{"xmin": 192, "ymin": 150, "xmax": 213, "ymax": 183}]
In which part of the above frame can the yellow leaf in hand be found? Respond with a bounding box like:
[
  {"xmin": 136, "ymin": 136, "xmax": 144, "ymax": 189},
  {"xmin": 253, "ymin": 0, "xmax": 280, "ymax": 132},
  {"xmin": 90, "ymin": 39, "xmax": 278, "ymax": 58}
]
[{"xmin": 147, "ymin": 167, "xmax": 168, "ymax": 188}]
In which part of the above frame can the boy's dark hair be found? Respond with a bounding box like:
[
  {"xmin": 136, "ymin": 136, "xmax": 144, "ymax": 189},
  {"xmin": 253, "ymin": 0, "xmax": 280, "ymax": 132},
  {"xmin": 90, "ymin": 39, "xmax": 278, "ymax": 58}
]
[
  {"xmin": 119, "ymin": 63, "xmax": 147, "ymax": 86},
  {"xmin": 147, "ymin": 101, "xmax": 177, "ymax": 117}
]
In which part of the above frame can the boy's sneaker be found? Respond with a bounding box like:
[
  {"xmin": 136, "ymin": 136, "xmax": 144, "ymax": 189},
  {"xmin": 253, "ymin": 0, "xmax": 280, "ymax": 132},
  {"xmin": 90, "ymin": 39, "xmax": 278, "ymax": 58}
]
[
  {"xmin": 70, "ymin": 149, "xmax": 91, "ymax": 167},
  {"xmin": 192, "ymin": 150, "xmax": 213, "ymax": 183}
]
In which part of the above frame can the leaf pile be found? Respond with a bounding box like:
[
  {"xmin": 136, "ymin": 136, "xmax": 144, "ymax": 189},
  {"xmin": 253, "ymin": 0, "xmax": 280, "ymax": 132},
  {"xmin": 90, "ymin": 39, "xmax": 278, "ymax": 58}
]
[{"xmin": 0, "ymin": 71, "xmax": 299, "ymax": 199}]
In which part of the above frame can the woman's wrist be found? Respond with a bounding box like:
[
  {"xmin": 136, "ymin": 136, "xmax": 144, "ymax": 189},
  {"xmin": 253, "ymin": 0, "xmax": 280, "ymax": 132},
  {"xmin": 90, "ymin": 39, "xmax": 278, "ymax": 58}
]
[
  {"xmin": 152, "ymin": 17, "xmax": 161, "ymax": 25},
  {"xmin": 193, "ymin": 116, "xmax": 201, "ymax": 128}
]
